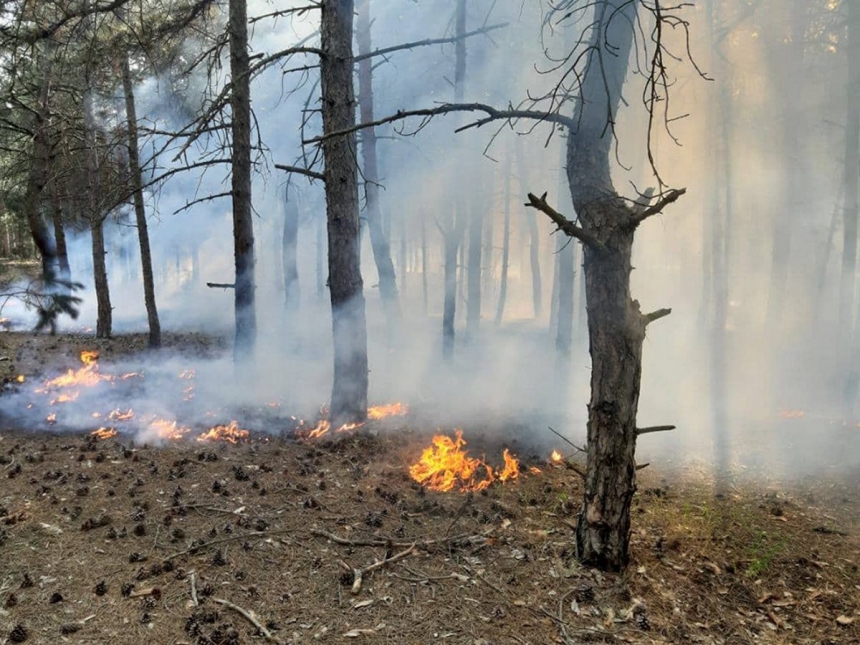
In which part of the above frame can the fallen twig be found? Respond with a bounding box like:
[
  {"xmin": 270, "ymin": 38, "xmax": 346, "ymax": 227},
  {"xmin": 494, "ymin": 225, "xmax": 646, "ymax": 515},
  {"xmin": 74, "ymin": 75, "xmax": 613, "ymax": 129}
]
[
  {"xmin": 213, "ymin": 597, "xmax": 283, "ymax": 644},
  {"xmin": 189, "ymin": 571, "xmax": 199, "ymax": 607},
  {"xmin": 348, "ymin": 544, "xmax": 416, "ymax": 594},
  {"xmin": 310, "ymin": 528, "xmax": 491, "ymax": 550},
  {"xmin": 166, "ymin": 529, "xmax": 295, "ymax": 561}
]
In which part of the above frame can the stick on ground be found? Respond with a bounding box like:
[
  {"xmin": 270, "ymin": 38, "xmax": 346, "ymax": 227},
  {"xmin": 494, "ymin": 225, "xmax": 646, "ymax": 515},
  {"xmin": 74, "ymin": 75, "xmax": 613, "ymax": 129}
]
[{"xmin": 213, "ymin": 597, "xmax": 282, "ymax": 644}]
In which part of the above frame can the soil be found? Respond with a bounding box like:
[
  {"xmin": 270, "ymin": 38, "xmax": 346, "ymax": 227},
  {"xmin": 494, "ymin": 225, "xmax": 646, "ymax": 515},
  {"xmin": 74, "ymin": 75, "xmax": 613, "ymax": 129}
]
[{"xmin": 0, "ymin": 332, "xmax": 858, "ymax": 645}]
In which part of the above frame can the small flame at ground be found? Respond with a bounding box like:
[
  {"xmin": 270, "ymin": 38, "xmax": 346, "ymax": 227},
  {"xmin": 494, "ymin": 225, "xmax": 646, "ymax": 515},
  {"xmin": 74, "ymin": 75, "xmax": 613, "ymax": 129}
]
[
  {"xmin": 91, "ymin": 427, "xmax": 118, "ymax": 439},
  {"xmin": 409, "ymin": 430, "xmax": 521, "ymax": 492},
  {"xmin": 367, "ymin": 402, "xmax": 409, "ymax": 420},
  {"xmin": 147, "ymin": 418, "xmax": 191, "ymax": 441},
  {"xmin": 196, "ymin": 421, "xmax": 250, "ymax": 444},
  {"xmin": 780, "ymin": 410, "xmax": 805, "ymax": 419},
  {"xmin": 15, "ymin": 375, "xmax": 25, "ymax": 383},
  {"xmin": 551, "ymin": 450, "xmax": 563, "ymax": 463},
  {"xmin": 108, "ymin": 409, "xmax": 134, "ymax": 421}
]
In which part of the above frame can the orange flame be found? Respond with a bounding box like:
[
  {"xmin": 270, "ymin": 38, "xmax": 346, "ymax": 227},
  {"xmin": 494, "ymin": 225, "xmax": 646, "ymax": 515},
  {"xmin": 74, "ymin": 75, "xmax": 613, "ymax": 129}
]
[
  {"xmin": 408, "ymin": 430, "xmax": 521, "ymax": 492},
  {"xmin": 108, "ymin": 409, "xmax": 134, "ymax": 421},
  {"xmin": 550, "ymin": 450, "xmax": 563, "ymax": 463},
  {"xmin": 196, "ymin": 421, "xmax": 250, "ymax": 444},
  {"xmin": 46, "ymin": 412, "xmax": 56, "ymax": 424},
  {"xmin": 15, "ymin": 375, "xmax": 25, "ymax": 383},
  {"xmin": 80, "ymin": 350, "xmax": 99, "ymax": 366},
  {"xmin": 91, "ymin": 427, "xmax": 118, "ymax": 439},
  {"xmin": 147, "ymin": 418, "xmax": 191, "ymax": 441},
  {"xmin": 779, "ymin": 409, "xmax": 805, "ymax": 419},
  {"xmin": 367, "ymin": 402, "xmax": 409, "ymax": 420}
]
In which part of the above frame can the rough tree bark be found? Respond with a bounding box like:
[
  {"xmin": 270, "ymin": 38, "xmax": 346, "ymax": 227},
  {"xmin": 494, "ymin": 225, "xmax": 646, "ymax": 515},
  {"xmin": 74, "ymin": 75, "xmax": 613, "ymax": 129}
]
[
  {"xmin": 321, "ymin": 0, "xmax": 369, "ymax": 423},
  {"xmin": 283, "ymin": 186, "xmax": 300, "ymax": 312},
  {"xmin": 83, "ymin": 87, "xmax": 112, "ymax": 339},
  {"xmin": 528, "ymin": 0, "xmax": 682, "ymax": 570},
  {"xmin": 440, "ymin": 0, "xmax": 468, "ymax": 358},
  {"xmin": 24, "ymin": 38, "xmax": 61, "ymax": 315},
  {"xmin": 229, "ymin": 0, "xmax": 257, "ymax": 362},
  {"xmin": 356, "ymin": 0, "xmax": 400, "ymax": 323},
  {"xmin": 121, "ymin": 53, "xmax": 161, "ymax": 349},
  {"xmin": 49, "ymin": 183, "xmax": 70, "ymax": 286}
]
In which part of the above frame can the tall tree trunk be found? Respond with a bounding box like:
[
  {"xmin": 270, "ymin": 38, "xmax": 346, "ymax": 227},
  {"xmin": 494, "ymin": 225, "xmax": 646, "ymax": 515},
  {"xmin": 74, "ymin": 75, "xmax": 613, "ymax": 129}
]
[
  {"xmin": 317, "ymin": 216, "xmax": 326, "ymax": 300},
  {"xmin": 121, "ymin": 53, "xmax": 161, "ymax": 348},
  {"xmin": 83, "ymin": 90, "xmax": 111, "ymax": 339},
  {"xmin": 495, "ymin": 152, "xmax": 512, "ymax": 326},
  {"xmin": 454, "ymin": 0, "xmax": 467, "ymax": 104},
  {"xmin": 515, "ymin": 137, "xmax": 542, "ymax": 319},
  {"xmin": 554, "ymin": 139, "xmax": 575, "ymax": 354},
  {"xmin": 840, "ymin": 0, "xmax": 860, "ymax": 334},
  {"xmin": 466, "ymin": 172, "xmax": 483, "ymax": 337},
  {"xmin": 25, "ymin": 46, "xmax": 61, "ymax": 332},
  {"xmin": 356, "ymin": 0, "xmax": 400, "ymax": 323},
  {"xmin": 90, "ymin": 219, "xmax": 112, "ymax": 338},
  {"xmin": 442, "ymin": 211, "xmax": 463, "ymax": 359},
  {"xmin": 229, "ymin": 0, "xmax": 256, "ymax": 362},
  {"xmin": 283, "ymin": 186, "xmax": 300, "ymax": 312},
  {"xmin": 421, "ymin": 214, "xmax": 428, "ymax": 315},
  {"xmin": 440, "ymin": 0, "xmax": 468, "ymax": 358},
  {"xmin": 842, "ymin": 0, "xmax": 860, "ymax": 412},
  {"xmin": 49, "ymin": 187, "xmax": 70, "ymax": 286},
  {"xmin": 534, "ymin": 0, "xmax": 677, "ymax": 571},
  {"xmin": 765, "ymin": 0, "xmax": 806, "ymax": 327},
  {"xmin": 321, "ymin": 0, "xmax": 369, "ymax": 424}
]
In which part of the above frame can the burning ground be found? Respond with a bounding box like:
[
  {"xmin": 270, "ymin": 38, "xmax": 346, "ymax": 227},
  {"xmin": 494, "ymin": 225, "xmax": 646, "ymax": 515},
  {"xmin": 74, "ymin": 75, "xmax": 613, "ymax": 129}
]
[{"xmin": 0, "ymin": 334, "xmax": 858, "ymax": 644}]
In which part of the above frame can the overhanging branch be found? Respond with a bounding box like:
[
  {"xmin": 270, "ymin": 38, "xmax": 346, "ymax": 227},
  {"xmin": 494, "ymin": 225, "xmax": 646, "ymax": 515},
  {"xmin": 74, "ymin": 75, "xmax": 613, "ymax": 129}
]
[
  {"xmin": 302, "ymin": 104, "xmax": 575, "ymax": 145},
  {"xmin": 636, "ymin": 425, "xmax": 676, "ymax": 436},
  {"xmin": 630, "ymin": 188, "xmax": 686, "ymax": 227},
  {"xmin": 275, "ymin": 163, "xmax": 325, "ymax": 182},
  {"xmin": 643, "ymin": 308, "xmax": 672, "ymax": 326},
  {"xmin": 353, "ymin": 23, "xmax": 508, "ymax": 62},
  {"xmin": 525, "ymin": 192, "xmax": 604, "ymax": 251}
]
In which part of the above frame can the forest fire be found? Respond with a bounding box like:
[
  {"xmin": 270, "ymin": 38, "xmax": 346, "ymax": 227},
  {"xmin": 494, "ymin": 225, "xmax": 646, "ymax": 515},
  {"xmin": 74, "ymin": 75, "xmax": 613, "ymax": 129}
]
[
  {"xmin": 409, "ymin": 430, "xmax": 521, "ymax": 492},
  {"xmin": 368, "ymin": 402, "xmax": 409, "ymax": 420},
  {"xmin": 550, "ymin": 450, "xmax": 563, "ymax": 464},
  {"xmin": 35, "ymin": 350, "xmax": 139, "ymax": 402},
  {"xmin": 780, "ymin": 409, "xmax": 805, "ymax": 419},
  {"xmin": 91, "ymin": 427, "xmax": 118, "ymax": 439},
  {"xmin": 298, "ymin": 402, "xmax": 409, "ymax": 439},
  {"xmin": 196, "ymin": 421, "xmax": 250, "ymax": 444}
]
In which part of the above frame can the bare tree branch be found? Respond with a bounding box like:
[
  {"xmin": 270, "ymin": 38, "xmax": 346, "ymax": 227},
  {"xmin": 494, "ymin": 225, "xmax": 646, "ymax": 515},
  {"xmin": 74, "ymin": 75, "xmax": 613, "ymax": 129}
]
[
  {"xmin": 353, "ymin": 23, "xmax": 508, "ymax": 62},
  {"xmin": 629, "ymin": 187, "xmax": 686, "ymax": 226},
  {"xmin": 303, "ymin": 103, "xmax": 575, "ymax": 145},
  {"xmin": 525, "ymin": 192, "xmax": 604, "ymax": 251},
  {"xmin": 275, "ymin": 163, "xmax": 325, "ymax": 182},
  {"xmin": 636, "ymin": 425, "xmax": 676, "ymax": 436},
  {"xmin": 643, "ymin": 308, "xmax": 672, "ymax": 326}
]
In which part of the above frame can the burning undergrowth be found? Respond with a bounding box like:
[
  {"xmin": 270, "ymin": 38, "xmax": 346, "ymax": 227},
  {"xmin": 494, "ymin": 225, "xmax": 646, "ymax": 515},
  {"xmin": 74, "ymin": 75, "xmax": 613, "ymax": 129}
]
[{"xmin": 1, "ymin": 349, "xmax": 413, "ymax": 448}]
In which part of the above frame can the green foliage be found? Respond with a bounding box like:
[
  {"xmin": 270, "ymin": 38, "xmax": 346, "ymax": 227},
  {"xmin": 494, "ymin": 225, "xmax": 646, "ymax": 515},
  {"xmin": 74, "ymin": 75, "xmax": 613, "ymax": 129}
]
[{"xmin": 745, "ymin": 530, "xmax": 786, "ymax": 578}]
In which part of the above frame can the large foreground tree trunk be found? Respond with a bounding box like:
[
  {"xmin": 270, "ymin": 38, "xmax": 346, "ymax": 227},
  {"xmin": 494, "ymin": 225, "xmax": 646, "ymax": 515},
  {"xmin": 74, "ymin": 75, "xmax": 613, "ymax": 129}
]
[
  {"xmin": 121, "ymin": 54, "xmax": 161, "ymax": 348},
  {"xmin": 529, "ymin": 0, "xmax": 680, "ymax": 571},
  {"xmin": 321, "ymin": 0, "xmax": 369, "ymax": 424},
  {"xmin": 229, "ymin": 0, "xmax": 257, "ymax": 362}
]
